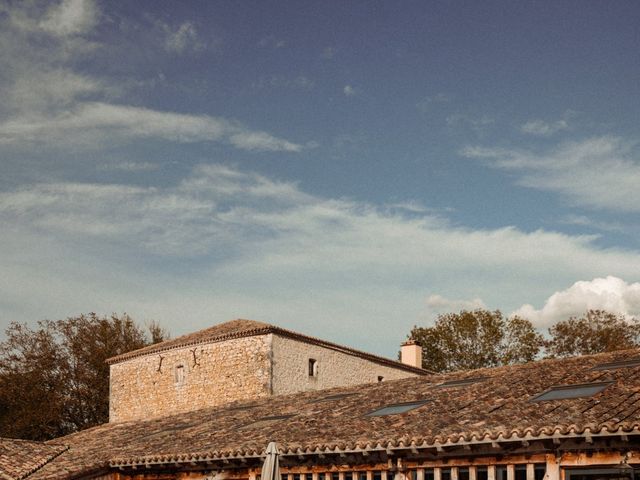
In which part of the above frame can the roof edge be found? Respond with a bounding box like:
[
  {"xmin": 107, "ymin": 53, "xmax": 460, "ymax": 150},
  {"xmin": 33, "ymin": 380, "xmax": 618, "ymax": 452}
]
[
  {"xmin": 109, "ymin": 426, "xmax": 640, "ymax": 469},
  {"xmin": 106, "ymin": 320, "xmax": 431, "ymax": 375}
]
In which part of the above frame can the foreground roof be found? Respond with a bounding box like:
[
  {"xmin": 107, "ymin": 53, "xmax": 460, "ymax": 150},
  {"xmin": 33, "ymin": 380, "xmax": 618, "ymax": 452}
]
[
  {"xmin": 0, "ymin": 438, "xmax": 67, "ymax": 480},
  {"xmin": 106, "ymin": 318, "xmax": 429, "ymax": 374},
  {"xmin": 29, "ymin": 348, "xmax": 640, "ymax": 479}
]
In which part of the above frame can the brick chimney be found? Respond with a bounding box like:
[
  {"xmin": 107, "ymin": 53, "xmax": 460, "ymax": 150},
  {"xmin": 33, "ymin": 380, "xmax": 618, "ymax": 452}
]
[{"xmin": 400, "ymin": 339, "xmax": 422, "ymax": 369}]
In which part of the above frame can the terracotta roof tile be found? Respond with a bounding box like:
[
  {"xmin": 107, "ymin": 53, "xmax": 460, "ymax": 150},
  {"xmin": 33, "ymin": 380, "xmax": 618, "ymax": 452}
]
[
  {"xmin": 26, "ymin": 348, "xmax": 640, "ymax": 479},
  {"xmin": 0, "ymin": 438, "xmax": 67, "ymax": 480},
  {"xmin": 106, "ymin": 318, "xmax": 429, "ymax": 374}
]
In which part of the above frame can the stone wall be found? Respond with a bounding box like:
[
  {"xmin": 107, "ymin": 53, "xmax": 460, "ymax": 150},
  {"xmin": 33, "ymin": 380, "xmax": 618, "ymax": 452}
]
[
  {"xmin": 109, "ymin": 335, "xmax": 272, "ymax": 422},
  {"xmin": 270, "ymin": 334, "xmax": 418, "ymax": 395}
]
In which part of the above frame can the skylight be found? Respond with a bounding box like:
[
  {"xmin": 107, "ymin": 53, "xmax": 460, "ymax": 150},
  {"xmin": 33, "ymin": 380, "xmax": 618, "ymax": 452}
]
[
  {"xmin": 529, "ymin": 381, "xmax": 613, "ymax": 402},
  {"xmin": 437, "ymin": 376, "xmax": 488, "ymax": 388},
  {"xmin": 591, "ymin": 358, "xmax": 640, "ymax": 371},
  {"xmin": 311, "ymin": 393, "xmax": 356, "ymax": 403},
  {"xmin": 366, "ymin": 400, "xmax": 428, "ymax": 416}
]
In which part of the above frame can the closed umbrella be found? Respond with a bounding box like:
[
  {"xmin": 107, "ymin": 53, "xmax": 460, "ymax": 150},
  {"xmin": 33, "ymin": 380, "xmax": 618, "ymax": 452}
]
[{"xmin": 261, "ymin": 442, "xmax": 281, "ymax": 480}]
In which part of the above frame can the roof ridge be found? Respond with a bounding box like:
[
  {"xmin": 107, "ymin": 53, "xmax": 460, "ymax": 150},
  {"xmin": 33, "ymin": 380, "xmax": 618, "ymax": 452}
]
[{"xmin": 106, "ymin": 318, "xmax": 430, "ymax": 374}]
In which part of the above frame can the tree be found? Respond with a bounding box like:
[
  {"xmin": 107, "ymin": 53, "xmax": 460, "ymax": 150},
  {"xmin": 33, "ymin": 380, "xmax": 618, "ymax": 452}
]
[
  {"xmin": 546, "ymin": 309, "xmax": 640, "ymax": 358},
  {"xmin": 0, "ymin": 313, "xmax": 168, "ymax": 440},
  {"xmin": 409, "ymin": 309, "xmax": 544, "ymax": 372}
]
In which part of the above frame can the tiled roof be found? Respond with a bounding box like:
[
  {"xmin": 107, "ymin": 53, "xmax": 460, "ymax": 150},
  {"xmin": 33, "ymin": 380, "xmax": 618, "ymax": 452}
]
[
  {"xmin": 0, "ymin": 438, "xmax": 67, "ymax": 480},
  {"xmin": 106, "ymin": 319, "xmax": 429, "ymax": 374},
  {"xmin": 28, "ymin": 348, "xmax": 640, "ymax": 479}
]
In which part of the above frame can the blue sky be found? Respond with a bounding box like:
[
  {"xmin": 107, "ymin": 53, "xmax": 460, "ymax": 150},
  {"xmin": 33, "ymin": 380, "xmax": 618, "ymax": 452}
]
[{"xmin": 1, "ymin": 0, "xmax": 640, "ymax": 356}]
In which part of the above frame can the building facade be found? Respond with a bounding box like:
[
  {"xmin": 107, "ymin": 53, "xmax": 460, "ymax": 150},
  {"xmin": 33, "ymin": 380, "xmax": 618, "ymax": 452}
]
[{"xmin": 107, "ymin": 319, "xmax": 428, "ymax": 422}]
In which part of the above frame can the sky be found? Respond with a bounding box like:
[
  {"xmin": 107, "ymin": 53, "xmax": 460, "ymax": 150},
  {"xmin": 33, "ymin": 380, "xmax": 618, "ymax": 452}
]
[{"xmin": 1, "ymin": 0, "xmax": 640, "ymax": 357}]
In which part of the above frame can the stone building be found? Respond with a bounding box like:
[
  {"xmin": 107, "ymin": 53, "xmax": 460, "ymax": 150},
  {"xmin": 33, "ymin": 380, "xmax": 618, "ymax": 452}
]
[{"xmin": 107, "ymin": 319, "xmax": 428, "ymax": 422}]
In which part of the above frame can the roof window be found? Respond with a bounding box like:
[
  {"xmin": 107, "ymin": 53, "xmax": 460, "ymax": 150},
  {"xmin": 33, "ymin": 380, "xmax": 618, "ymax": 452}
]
[
  {"xmin": 437, "ymin": 376, "xmax": 488, "ymax": 388},
  {"xmin": 529, "ymin": 381, "xmax": 613, "ymax": 402},
  {"xmin": 366, "ymin": 400, "xmax": 428, "ymax": 416},
  {"xmin": 591, "ymin": 357, "xmax": 640, "ymax": 371},
  {"xmin": 310, "ymin": 393, "xmax": 356, "ymax": 403}
]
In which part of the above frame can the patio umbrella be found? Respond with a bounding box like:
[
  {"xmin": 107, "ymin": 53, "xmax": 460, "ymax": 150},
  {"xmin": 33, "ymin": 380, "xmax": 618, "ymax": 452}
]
[{"xmin": 261, "ymin": 441, "xmax": 281, "ymax": 480}]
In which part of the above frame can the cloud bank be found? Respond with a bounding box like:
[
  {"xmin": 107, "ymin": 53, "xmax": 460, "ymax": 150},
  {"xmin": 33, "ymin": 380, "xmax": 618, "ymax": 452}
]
[{"xmin": 512, "ymin": 276, "xmax": 640, "ymax": 328}]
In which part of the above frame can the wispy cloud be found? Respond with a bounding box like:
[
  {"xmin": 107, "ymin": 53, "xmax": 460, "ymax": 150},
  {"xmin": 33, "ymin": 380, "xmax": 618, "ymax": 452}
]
[
  {"xmin": 416, "ymin": 93, "xmax": 450, "ymax": 113},
  {"xmin": 512, "ymin": 276, "xmax": 640, "ymax": 328},
  {"xmin": 0, "ymin": 102, "xmax": 303, "ymax": 152},
  {"xmin": 0, "ymin": 1, "xmax": 303, "ymax": 154},
  {"xmin": 163, "ymin": 21, "xmax": 203, "ymax": 54},
  {"xmin": 446, "ymin": 113, "xmax": 494, "ymax": 133},
  {"xmin": 257, "ymin": 35, "xmax": 286, "ymax": 49},
  {"xmin": 425, "ymin": 294, "xmax": 487, "ymax": 316},
  {"xmin": 343, "ymin": 85, "xmax": 357, "ymax": 96},
  {"xmin": 3, "ymin": 163, "xmax": 640, "ymax": 353},
  {"xmin": 462, "ymin": 136, "xmax": 640, "ymax": 212},
  {"xmin": 520, "ymin": 112, "xmax": 576, "ymax": 136}
]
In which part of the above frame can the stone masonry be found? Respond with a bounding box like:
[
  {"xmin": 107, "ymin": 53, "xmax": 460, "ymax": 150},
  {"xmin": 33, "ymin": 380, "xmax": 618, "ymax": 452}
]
[{"xmin": 108, "ymin": 320, "xmax": 427, "ymax": 422}]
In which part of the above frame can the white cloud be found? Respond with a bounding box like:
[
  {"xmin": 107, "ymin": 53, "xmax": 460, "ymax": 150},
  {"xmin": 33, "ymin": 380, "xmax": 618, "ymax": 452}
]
[
  {"xmin": 0, "ymin": 3, "xmax": 303, "ymax": 155},
  {"xmin": 2, "ymin": 163, "xmax": 640, "ymax": 356},
  {"xmin": 416, "ymin": 93, "xmax": 450, "ymax": 112},
  {"xmin": 321, "ymin": 47, "xmax": 335, "ymax": 60},
  {"xmin": 163, "ymin": 21, "xmax": 203, "ymax": 54},
  {"xmin": 343, "ymin": 85, "xmax": 357, "ymax": 96},
  {"xmin": 0, "ymin": 102, "xmax": 303, "ymax": 152},
  {"xmin": 462, "ymin": 136, "xmax": 640, "ymax": 213},
  {"xmin": 425, "ymin": 294, "xmax": 487, "ymax": 316},
  {"xmin": 257, "ymin": 35, "xmax": 286, "ymax": 49},
  {"xmin": 446, "ymin": 113, "xmax": 494, "ymax": 133},
  {"xmin": 39, "ymin": 0, "xmax": 98, "ymax": 36},
  {"xmin": 520, "ymin": 119, "xmax": 569, "ymax": 136},
  {"xmin": 512, "ymin": 276, "xmax": 640, "ymax": 328}
]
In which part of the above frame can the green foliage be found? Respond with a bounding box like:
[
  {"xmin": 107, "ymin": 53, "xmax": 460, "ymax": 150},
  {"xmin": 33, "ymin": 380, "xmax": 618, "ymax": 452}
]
[
  {"xmin": 545, "ymin": 309, "xmax": 640, "ymax": 358},
  {"xmin": 0, "ymin": 313, "xmax": 168, "ymax": 440},
  {"xmin": 409, "ymin": 309, "xmax": 544, "ymax": 372}
]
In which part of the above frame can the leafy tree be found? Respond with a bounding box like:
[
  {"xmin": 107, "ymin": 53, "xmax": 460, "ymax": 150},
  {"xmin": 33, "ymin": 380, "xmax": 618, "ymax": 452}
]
[
  {"xmin": 409, "ymin": 309, "xmax": 544, "ymax": 372},
  {"xmin": 546, "ymin": 309, "xmax": 640, "ymax": 358},
  {"xmin": 0, "ymin": 313, "xmax": 167, "ymax": 440}
]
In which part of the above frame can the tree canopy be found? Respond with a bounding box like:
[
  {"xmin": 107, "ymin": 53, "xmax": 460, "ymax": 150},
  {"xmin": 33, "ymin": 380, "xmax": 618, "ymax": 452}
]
[
  {"xmin": 545, "ymin": 309, "xmax": 640, "ymax": 358},
  {"xmin": 0, "ymin": 313, "xmax": 167, "ymax": 440},
  {"xmin": 409, "ymin": 308, "xmax": 639, "ymax": 372},
  {"xmin": 409, "ymin": 309, "xmax": 544, "ymax": 372}
]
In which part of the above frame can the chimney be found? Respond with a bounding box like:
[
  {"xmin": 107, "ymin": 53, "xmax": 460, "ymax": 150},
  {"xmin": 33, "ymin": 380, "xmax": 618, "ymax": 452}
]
[{"xmin": 400, "ymin": 339, "xmax": 422, "ymax": 369}]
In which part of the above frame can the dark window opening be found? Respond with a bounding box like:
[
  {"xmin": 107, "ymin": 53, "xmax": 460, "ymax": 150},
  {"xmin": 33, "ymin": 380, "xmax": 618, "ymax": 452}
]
[
  {"xmin": 331, "ymin": 473, "xmax": 340, "ymax": 480},
  {"xmin": 459, "ymin": 468, "xmax": 469, "ymax": 480},
  {"xmin": 534, "ymin": 465, "xmax": 546, "ymax": 480},
  {"xmin": 373, "ymin": 472, "xmax": 382, "ymax": 480},
  {"xmin": 425, "ymin": 469, "xmax": 435, "ymax": 480},
  {"xmin": 359, "ymin": 473, "xmax": 367, "ymax": 480},
  {"xmin": 441, "ymin": 469, "xmax": 451, "ymax": 480},
  {"xmin": 565, "ymin": 468, "xmax": 635, "ymax": 480},
  {"xmin": 378, "ymin": 376, "xmax": 384, "ymax": 382},
  {"xmin": 496, "ymin": 466, "xmax": 507, "ymax": 480},
  {"xmin": 309, "ymin": 358, "xmax": 318, "ymax": 377},
  {"xmin": 476, "ymin": 467, "xmax": 488, "ymax": 480},
  {"xmin": 515, "ymin": 465, "xmax": 527, "ymax": 480}
]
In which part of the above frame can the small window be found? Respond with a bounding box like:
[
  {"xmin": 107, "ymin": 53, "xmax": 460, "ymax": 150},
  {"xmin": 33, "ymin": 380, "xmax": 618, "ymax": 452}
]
[
  {"xmin": 530, "ymin": 381, "xmax": 613, "ymax": 402},
  {"xmin": 441, "ymin": 469, "xmax": 451, "ymax": 480},
  {"xmin": 308, "ymin": 358, "xmax": 318, "ymax": 377},
  {"xmin": 459, "ymin": 468, "xmax": 469, "ymax": 480},
  {"xmin": 366, "ymin": 400, "xmax": 428, "ymax": 416},
  {"xmin": 496, "ymin": 466, "xmax": 507, "ymax": 480},
  {"xmin": 534, "ymin": 464, "xmax": 546, "ymax": 480},
  {"xmin": 331, "ymin": 473, "xmax": 340, "ymax": 480},
  {"xmin": 437, "ymin": 376, "xmax": 488, "ymax": 388},
  {"xmin": 592, "ymin": 358, "xmax": 640, "ymax": 371},
  {"xmin": 174, "ymin": 364, "xmax": 185, "ymax": 385},
  {"xmin": 515, "ymin": 465, "xmax": 527, "ymax": 480},
  {"xmin": 424, "ymin": 469, "xmax": 435, "ymax": 480}
]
